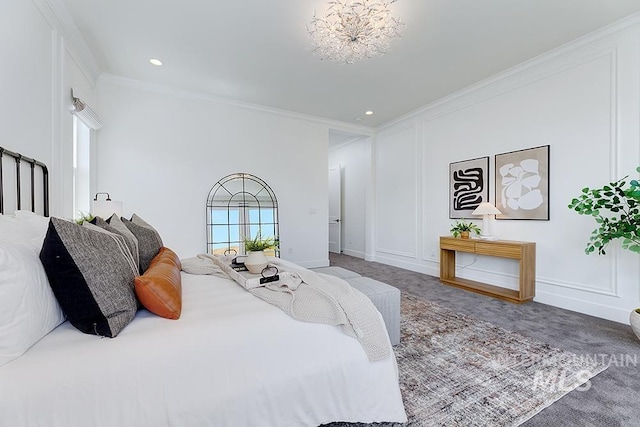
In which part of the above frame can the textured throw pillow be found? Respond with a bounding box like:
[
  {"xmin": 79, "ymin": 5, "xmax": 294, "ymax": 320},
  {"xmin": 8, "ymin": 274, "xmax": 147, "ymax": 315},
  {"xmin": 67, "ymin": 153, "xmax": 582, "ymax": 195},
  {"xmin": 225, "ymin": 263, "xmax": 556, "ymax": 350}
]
[
  {"xmin": 92, "ymin": 215, "xmax": 140, "ymax": 268},
  {"xmin": 81, "ymin": 222, "xmax": 139, "ymax": 273},
  {"xmin": 121, "ymin": 214, "xmax": 163, "ymax": 273},
  {"xmin": 39, "ymin": 217, "xmax": 139, "ymax": 338},
  {"xmin": 0, "ymin": 242, "xmax": 65, "ymax": 367},
  {"xmin": 134, "ymin": 247, "xmax": 183, "ymax": 320}
]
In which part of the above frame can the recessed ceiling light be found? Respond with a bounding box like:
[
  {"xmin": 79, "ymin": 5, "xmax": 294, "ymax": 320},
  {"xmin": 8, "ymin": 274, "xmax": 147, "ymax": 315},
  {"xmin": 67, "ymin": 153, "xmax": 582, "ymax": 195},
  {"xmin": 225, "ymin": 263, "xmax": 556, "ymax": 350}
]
[
  {"xmin": 149, "ymin": 58, "xmax": 163, "ymax": 66},
  {"xmin": 365, "ymin": 110, "xmax": 374, "ymax": 115}
]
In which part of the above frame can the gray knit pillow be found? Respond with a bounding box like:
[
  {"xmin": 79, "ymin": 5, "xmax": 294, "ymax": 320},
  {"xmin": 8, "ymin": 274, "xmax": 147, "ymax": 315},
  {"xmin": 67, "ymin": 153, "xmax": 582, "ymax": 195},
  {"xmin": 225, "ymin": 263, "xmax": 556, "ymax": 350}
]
[
  {"xmin": 121, "ymin": 214, "xmax": 163, "ymax": 273},
  {"xmin": 82, "ymin": 222, "xmax": 138, "ymax": 272},
  {"xmin": 39, "ymin": 218, "xmax": 139, "ymax": 338},
  {"xmin": 91, "ymin": 216, "xmax": 140, "ymax": 269}
]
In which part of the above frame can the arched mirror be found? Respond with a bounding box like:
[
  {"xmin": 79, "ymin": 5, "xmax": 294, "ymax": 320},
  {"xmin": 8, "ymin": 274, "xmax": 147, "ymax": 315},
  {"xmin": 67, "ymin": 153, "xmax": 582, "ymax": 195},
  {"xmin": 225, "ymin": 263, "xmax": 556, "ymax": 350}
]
[{"xmin": 206, "ymin": 173, "xmax": 279, "ymax": 256}]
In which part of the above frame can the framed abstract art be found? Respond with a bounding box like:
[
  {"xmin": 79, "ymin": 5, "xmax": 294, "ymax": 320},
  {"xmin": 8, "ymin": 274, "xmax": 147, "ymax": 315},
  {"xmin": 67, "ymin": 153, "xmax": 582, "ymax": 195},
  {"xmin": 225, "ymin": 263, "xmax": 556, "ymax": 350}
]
[
  {"xmin": 495, "ymin": 145, "xmax": 550, "ymax": 220},
  {"xmin": 449, "ymin": 156, "xmax": 489, "ymax": 219}
]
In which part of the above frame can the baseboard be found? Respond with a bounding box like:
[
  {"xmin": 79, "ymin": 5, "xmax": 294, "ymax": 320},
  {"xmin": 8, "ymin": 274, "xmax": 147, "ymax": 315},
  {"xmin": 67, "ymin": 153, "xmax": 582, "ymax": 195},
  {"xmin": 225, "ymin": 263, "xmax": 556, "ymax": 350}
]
[
  {"xmin": 342, "ymin": 249, "xmax": 365, "ymax": 259},
  {"xmin": 371, "ymin": 253, "xmax": 440, "ymax": 278},
  {"xmin": 534, "ymin": 290, "xmax": 632, "ymax": 325},
  {"xmin": 370, "ymin": 254, "xmax": 632, "ymax": 325}
]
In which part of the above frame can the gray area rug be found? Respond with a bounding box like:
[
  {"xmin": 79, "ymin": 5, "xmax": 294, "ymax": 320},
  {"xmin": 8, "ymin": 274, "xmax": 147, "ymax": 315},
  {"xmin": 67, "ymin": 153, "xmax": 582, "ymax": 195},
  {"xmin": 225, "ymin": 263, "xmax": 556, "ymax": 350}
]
[
  {"xmin": 395, "ymin": 294, "xmax": 608, "ymax": 426},
  {"xmin": 326, "ymin": 292, "xmax": 608, "ymax": 427},
  {"xmin": 325, "ymin": 253, "xmax": 640, "ymax": 426}
]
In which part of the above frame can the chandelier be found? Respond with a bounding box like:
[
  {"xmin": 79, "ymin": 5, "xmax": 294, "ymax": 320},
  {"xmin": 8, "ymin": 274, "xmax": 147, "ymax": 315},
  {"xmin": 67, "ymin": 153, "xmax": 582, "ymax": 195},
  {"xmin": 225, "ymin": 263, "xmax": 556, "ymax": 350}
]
[{"xmin": 307, "ymin": 0, "xmax": 405, "ymax": 64}]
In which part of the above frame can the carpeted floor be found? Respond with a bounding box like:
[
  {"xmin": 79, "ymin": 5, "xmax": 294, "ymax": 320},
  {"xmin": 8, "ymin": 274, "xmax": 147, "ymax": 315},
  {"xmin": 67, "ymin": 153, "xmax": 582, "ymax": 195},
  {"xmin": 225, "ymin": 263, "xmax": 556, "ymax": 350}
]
[
  {"xmin": 398, "ymin": 294, "xmax": 607, "ymax": 426},
  {"xmin": 329, "ymin": 253, "xmax": 640, "ymax": 427}
]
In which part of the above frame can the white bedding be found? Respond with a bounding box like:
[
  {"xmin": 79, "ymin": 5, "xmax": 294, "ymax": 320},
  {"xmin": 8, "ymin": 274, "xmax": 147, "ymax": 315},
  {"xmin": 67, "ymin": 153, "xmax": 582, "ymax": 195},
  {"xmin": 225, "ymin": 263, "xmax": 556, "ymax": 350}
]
[{"xmin": 0, "ymin": 272, "xmax": 407, "ymax": 427}]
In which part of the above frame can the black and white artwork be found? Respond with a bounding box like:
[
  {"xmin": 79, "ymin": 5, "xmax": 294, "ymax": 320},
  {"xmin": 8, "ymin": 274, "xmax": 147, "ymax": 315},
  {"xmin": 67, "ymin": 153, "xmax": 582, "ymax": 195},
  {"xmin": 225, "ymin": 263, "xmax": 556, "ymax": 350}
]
[
  {"xmin": 495, "ymin": 145, "xmax": 550, "ymax": 220},
  {"xmin": 449, "ymin": 156, "xmax": 489, "ymax": 219}
]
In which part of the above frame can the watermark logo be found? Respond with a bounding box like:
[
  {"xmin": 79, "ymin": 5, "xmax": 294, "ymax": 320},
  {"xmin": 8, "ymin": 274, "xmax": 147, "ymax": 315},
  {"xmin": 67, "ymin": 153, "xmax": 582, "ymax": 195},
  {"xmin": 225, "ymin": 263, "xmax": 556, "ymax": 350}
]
[
  {"xmin": 532, "ymin": 369, "xmax": 593, "ymax": 392},
  {"xmin": 493, "ymin": 353, "xmax": 638, "ymax": 369},
  {"xmin": 579, "ymin": 353, "xmax": 638, "ymax": 368},
  {"xmin": 489, "ymin": 353, "xmax": 638, "ymax": 393}
]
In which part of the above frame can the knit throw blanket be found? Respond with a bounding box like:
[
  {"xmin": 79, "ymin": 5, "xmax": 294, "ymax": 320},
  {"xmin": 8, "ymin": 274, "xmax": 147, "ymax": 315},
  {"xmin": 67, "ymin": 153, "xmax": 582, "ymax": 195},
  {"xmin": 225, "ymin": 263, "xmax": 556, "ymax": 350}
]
[{"xmin": 181, "ymin": 254, "xmax": 391, "ymax": 362}]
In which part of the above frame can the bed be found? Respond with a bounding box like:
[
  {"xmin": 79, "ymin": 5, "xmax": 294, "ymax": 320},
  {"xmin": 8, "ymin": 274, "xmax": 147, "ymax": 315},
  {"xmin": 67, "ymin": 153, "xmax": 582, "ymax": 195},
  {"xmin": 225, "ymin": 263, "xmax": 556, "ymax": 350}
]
[{"xmin": 0, "ymin": 147, "xmax": 407, "ymax": 426}]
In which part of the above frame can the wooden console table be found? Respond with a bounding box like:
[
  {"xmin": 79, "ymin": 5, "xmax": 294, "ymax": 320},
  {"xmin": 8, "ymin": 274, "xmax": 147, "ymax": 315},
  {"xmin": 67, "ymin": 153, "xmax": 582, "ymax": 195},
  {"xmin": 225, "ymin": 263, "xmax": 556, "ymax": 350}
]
[{"xmin": 439, "ymin": 236, "xmax": 536, "ymax": 303}]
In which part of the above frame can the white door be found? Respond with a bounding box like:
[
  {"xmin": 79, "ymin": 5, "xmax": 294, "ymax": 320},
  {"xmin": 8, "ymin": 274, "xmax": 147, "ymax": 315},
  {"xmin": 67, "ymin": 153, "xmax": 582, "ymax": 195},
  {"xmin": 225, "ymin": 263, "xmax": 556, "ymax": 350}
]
[{"xmin": 328, "ymin": 165, "xmax": 341, "ymax": 254}]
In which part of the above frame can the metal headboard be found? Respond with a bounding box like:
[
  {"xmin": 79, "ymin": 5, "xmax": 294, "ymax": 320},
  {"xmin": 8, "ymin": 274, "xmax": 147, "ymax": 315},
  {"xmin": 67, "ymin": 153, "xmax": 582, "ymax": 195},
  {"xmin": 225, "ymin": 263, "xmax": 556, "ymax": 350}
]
[{"xmin": 0, "ymin": 146, "xmax": 49, "ymax": 216}]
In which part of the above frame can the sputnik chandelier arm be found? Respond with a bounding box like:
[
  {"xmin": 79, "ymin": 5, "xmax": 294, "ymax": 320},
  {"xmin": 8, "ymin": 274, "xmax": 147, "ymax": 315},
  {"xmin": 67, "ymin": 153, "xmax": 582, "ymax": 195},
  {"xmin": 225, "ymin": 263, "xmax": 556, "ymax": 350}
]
[{"xmin": 307, "ymin": 0, "xmax": 405, "ymax": 64}]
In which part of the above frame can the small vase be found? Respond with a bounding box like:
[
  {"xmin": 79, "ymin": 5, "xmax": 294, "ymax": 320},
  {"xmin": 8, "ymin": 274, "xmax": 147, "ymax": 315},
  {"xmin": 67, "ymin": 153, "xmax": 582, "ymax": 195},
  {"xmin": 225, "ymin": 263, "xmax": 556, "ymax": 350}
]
[
  {"xmin": 245, "ymin": 250, "xmax": 268, "ymax": 274},
  {"xmin": 630, "ymin": 309, "xmax": 640, "ymax": 341},
  {"xmin": 460, "ymin": 231, "xmax": 470, "ymax": 239}
]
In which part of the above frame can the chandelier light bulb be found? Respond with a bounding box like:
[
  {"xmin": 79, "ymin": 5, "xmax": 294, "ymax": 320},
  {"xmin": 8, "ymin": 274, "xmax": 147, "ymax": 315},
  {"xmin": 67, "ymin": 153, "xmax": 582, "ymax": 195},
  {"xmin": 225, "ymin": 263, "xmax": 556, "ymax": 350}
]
[{"xmin": 307, "ymin": 0, "xmax": 405, "ymax": 64}]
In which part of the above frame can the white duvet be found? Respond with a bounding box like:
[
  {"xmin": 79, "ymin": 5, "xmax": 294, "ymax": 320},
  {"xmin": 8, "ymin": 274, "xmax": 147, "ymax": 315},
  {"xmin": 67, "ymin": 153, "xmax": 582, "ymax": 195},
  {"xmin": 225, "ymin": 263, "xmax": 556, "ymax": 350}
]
[{"xmin": 0, "ymin": 272, "xmax": 407, "ymax": 427}]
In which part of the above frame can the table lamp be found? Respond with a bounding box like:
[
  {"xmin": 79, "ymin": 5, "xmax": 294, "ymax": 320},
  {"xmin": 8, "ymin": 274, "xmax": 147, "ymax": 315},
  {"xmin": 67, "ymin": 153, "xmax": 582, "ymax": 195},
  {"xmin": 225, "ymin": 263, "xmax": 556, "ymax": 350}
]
[
  {"xmin": 472, "ymin": 202, "xmax": 501, "ymax": 240},
  {"xmin": 92, "ymin": 192, "xmax": 123, "ymax": 219}
]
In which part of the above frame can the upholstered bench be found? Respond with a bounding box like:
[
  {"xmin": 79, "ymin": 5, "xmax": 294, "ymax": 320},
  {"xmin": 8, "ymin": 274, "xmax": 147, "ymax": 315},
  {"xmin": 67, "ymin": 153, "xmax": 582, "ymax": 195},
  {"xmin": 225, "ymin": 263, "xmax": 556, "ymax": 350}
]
[
  {"xmin": 311, "ymin": 267, "xmax": 401, "ymax": 346},
  {"xmin": 310, "ymin": 266, "xmax": 362, "ymax": 279},
  {"xmin": 345, "ymin": 277, "xmax": 401, "ymax": 346}
]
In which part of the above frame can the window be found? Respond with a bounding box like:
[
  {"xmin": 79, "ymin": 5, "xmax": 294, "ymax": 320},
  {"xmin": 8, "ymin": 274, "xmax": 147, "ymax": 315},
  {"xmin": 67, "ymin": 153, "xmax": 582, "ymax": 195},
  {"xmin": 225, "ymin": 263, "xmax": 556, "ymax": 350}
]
[
  {"xmin": 206, "ymin": 173, "xmax": 279, "ymax": 256},
  {"xmin": 72, "ymin": 116, "xmax": 91, "ymax": 219}
]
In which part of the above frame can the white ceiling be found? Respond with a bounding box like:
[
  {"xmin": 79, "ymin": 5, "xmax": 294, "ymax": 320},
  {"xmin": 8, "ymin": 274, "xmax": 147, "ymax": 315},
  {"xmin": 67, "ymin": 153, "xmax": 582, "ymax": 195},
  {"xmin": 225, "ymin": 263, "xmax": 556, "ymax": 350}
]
[{"xmin": 58, "ymin": 0, "xmax": 640, "ymax": 127}]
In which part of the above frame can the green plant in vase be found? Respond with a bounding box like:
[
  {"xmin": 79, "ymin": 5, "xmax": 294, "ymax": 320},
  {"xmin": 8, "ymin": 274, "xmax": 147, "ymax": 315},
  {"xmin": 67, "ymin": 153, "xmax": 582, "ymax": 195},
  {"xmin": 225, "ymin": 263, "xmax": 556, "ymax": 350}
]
[
  {"xmin": 450, "ymin": 219, "xmax": 481, "ymax": 239},
  {"xmin": 242, "ymin": 231, "xmax": 278, "ymax": 274},
  {"xmin": 569, "ymin": 166, "xmax": 640, "ymax": 341},
  {"xmin": 243, "ymin": 231, "xmax": 277, "ymax": 252}
]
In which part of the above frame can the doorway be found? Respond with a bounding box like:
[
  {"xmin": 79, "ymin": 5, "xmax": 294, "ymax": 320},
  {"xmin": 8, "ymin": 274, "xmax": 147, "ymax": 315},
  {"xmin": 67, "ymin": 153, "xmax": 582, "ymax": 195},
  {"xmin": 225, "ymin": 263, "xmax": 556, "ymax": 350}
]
[
  {"xmin": 328, "ymin": 165, "xmax": 341, "ymax": 254},
  {"xmin": 328, "ymin": 129, "xmax": 372, "ymax": 259}
]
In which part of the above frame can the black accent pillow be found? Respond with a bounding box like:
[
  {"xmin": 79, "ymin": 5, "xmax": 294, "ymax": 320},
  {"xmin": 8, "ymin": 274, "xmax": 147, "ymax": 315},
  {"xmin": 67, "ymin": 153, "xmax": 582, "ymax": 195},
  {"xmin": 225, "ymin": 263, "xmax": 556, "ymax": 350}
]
[
  {"xmin": 121, "ymin": 214, "xmax": 163, "ymax": 273},
  {"xmin": 39, "ymin": 217, "xmax": 138, "ymax": 338}
]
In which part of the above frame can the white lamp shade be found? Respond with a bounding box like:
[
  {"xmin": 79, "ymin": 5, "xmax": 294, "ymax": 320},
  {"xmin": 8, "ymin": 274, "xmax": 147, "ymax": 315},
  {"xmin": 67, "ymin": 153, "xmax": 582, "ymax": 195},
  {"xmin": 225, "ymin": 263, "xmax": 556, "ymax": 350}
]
[
  {"xmin": 92, "ymin": 200, "xmax": 123, "ymax": 219},
  {"xmin": 472, "ymin": 202, "xmax": 501, "ymax": 216}
]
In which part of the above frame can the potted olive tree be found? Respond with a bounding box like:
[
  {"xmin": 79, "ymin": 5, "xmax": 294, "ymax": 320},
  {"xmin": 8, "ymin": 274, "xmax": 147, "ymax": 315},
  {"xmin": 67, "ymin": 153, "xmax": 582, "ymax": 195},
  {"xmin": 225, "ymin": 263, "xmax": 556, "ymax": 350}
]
[
  {"xmin": 450, "ymin": 219, "xmax": 481, "ymax": 239},
  {"xmin": 568, "ymin": 166, "xmax": 640, "ymax": 339}
]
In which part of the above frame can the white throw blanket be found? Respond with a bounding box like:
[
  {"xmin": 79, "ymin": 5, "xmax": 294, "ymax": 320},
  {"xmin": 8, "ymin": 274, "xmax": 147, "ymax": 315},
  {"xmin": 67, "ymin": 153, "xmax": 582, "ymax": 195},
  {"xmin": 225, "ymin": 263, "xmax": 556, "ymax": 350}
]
[{"xmin": 181, "ymin": 254, "xmax": 391, "ymax": 362}]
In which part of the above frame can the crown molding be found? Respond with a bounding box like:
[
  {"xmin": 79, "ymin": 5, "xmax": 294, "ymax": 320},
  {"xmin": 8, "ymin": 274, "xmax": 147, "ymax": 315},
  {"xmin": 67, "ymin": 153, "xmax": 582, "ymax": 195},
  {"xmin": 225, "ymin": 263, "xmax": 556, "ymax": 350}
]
[
  {"xmin": 33, "ymin": 0, "xmax": 102, "ymax": 82},
  {"xmin": 329, "ymin": 135, "xmax": 370, "ymax": 152},
  {"xmin": 98, "ymin": 73, "xmax": 375, "ymax": 135},
  {"xmin": 377, "ymin": 11, "xmax": 640, "ymax": 131}
]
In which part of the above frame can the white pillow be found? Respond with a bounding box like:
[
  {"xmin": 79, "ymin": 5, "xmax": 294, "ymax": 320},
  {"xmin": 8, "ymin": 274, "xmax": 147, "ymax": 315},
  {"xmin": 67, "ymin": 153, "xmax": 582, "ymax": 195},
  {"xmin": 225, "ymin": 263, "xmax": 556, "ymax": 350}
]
[
  {"xmin": 0, "ymin": 242, "xmax": 65, "ymax": 367},
  {"xmin": 14, "ymin": 210, "xmax": 51, "ymax": 249},
  {"xmin": 0, "ymin": 211, "xmax": 50, "ymax": 251},
  {"xmin": 14, "ymin": 209, "xmax": 50, "ymax": 230},
  {"xmin": 0, "ymin": 214, "xmax": 30, "ymax": 241}
]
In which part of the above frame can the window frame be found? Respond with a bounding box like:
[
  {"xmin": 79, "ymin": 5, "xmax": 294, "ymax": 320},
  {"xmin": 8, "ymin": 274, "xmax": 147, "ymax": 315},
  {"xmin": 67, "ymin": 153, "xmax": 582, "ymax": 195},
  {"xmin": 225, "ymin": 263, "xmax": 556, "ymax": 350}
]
[
  {"xmin": 206, "ymin": 173, "xmax": 279, "ymax": 256},
  {"xmin": 72, "ymin": 116, "xmax": 91, "ymax": 219}
]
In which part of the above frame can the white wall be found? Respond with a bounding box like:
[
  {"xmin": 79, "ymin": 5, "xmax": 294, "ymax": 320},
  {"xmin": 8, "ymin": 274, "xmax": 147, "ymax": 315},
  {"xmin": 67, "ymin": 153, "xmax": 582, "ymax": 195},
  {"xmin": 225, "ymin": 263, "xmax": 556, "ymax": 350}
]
[
  {"xmin": 1, "ymin": 0, "xmax": 98, "ymax": 217},
  {"xmin": 94, "ymin": 76, "xmax": 334, "ymax": 267},
  {"xmin": 328, "ymin": 137, "xmax": 372, "ymax": 258},
  {"xmin": 1, "ymin": 0, "xmax": 54, "ymax": 193},
  {"xmin": 373, "ymin": 18, "xmax": 640, "ymax": 323}
]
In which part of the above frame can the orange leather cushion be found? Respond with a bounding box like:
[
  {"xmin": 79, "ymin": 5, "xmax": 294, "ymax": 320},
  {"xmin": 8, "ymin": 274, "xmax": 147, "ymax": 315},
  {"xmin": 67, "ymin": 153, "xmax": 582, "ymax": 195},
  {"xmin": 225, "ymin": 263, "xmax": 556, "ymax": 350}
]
[{"xmin": 134, "ymin": 247, "xmax": 182, "ymax": 319}]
